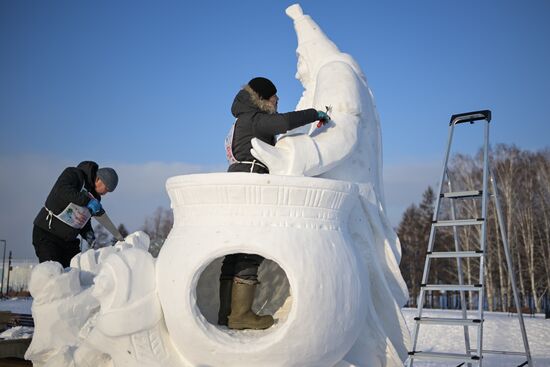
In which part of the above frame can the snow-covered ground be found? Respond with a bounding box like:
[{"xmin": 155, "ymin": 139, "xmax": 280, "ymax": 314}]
[
  {"xmin": 0, "ymin": 297, "xmax": 548, "ymax": 366},
  {"xmin": 402, "ymin": 308, "xmax": 550, "ymax": 366},
  {"xmin": 0, "ymin": 297, "xmax": 32, "ymax": 314},
  {"xmin": 0, "ymin": 297, "xmax": 33, "ymax": 341}
]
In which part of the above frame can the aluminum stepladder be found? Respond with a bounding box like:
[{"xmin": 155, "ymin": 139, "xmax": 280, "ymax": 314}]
[{"xmin": 406, "ymin": 110, "xmax": 533, "ymax": 367}]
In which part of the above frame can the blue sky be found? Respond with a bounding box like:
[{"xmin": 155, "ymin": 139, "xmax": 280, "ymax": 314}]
[{"xmin": 1, "ymin": 0, "xmax": 549, "ymax": 259}]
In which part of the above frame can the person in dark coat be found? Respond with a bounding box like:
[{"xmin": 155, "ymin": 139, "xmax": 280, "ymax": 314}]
[
  {"xmin": 219, "ymin": 77, "xmax": 330, "ymax": 330},
  {"xmin": 32, "ymin": 161, "xmax": 119, "ymax": 268}
]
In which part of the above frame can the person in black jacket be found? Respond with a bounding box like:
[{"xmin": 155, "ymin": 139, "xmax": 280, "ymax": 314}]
[
  {"xmin": 219, "ymin": 77, "xmax": 330, "ymax": 330},
  {"xmin": 32, "ymin": 161, "xmax": 119, "ymax": 268}
]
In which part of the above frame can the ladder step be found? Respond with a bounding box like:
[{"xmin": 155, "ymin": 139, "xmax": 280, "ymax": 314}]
[
  {"xmin": 414, "ymin": 316, "xmax": 482, "ymax": 326},
  {"xmin": 408, "ymin": 351, "xmax": 480, "ymax": 363},
  {"xmin": 432, "ymin": 219, "xmax": 484, "ymax": 227},
  {"xmin": 422, "ymin": 284, "xmax": 483, "ymax": 291},
  {"xmin": 441, "ymin": 190, "xmax": 482, "ymax": 199},
  {"xmin": 428, "ymin": 251, "xmax": 484, "ymax": 259},
  {"xmin": 468, "ymin": 348, "xmax": 529, "ymax": 357},
  {"xmin": 450, "ymin": 109, "xmax": 491, "ymax": 125}
]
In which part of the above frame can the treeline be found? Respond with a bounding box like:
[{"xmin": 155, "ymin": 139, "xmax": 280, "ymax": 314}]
[
  {"xmin": 92, "ymin": 206, "xmax": 173, "ymax": 258},
  {"xmin": 398, "ymin": 145, "xmax": 550, "ymax": 313}
]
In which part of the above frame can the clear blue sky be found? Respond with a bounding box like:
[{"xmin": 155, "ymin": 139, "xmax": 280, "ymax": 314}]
[{"xmin": 1, "ymin": 0, "xmax": 549, "ymax": 259}]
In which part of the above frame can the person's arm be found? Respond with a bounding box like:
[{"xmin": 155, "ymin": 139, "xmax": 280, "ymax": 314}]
[
  {"xmin": 251, "ymin": 61, "xmax": 362, "ymax": 176},
  {"xmin": 53, "ymin": 168, "xmax": 91, "ymax": 206},
  {"xmin": 252, "ymin": 108, "xmax": 319, "ymax": 137}
]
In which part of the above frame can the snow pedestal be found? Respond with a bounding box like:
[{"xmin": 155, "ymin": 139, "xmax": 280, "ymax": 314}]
[{"xmin": 157, "ymin": 172, "xmax": 367, "ymax": 367}]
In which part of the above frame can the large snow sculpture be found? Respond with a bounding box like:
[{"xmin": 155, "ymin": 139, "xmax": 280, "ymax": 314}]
[
  {"xmin": 157, "ymin": 173, "xmax": 367, "ymax": 367},
  {"xmin": 25, "ymin": 4, "xmax": 410, "ymax": 367},
  {"xmin": 250, "ymin": 4, "xmax": 410, "ymax": 365}
]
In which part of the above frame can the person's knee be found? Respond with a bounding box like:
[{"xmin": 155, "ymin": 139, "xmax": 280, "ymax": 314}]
[
  {"xmin": 221, "ymin": 253, "xmax": 264, "ymax": 279},
  {"xmin": 221, "ymin": 254, "xmax": 239, "ymax": 277},
  {"xmin": 33, "ymin": 242, "xmax": 61, "ymax": 264}
]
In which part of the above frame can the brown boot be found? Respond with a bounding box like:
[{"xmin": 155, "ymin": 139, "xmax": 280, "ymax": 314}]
[
  {"xmin": 217, "ymin": 278, "xmax": 233, "ymax": 326},
  {"xmin": 227, "ymin": 280, "xmax": 274, "ymax": 330}
]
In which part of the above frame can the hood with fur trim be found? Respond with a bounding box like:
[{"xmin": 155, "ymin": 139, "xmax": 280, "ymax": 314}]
[{"xmin": 231, "ymin": 85, "xmax": 276, "ymax": 117}]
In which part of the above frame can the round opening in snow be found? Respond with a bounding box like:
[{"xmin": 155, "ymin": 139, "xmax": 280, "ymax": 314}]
[{"xmin": 195, "ymin": 254, "xmax": 292, "ymax": 332}]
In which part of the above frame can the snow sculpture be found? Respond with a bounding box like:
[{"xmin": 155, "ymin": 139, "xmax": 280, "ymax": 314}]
[
  {"xmin": 250, "ymin": 4, "xmax": 411, "ymax": 365},
  {"xmin": 73, "ymin": 248, "xmax": 183, "ymax": 367},
  {"xmin": 25, "ymin": 261, "xmax": 98, "ymax": 366},
  {"xmin": 157, "ymin": 173, "xmax": 367, "ymax": 367},
  {"xmin": 25, "ymin": 4, "xmax": 410, "ymax": 367},
  {"xmin": 26, "ymin": 232, "xmax": 185, "ymax": 367}
]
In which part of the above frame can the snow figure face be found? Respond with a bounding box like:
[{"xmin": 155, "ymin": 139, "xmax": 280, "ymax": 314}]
[
  {"xmin": 286, "ymin": 3, "xmax": 341, "ymax": 112},
  {"xmin": 296, "ymin": 50, "xmax": 311, "ymax": 87},
  {"xmin": 286, "ymin": 4, "xmax": 340, "ymax": 79}
]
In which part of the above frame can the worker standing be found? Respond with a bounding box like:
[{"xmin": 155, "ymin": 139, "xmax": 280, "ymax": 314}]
[
  {"xmin": 32, "ymin": 161, "xmax": 118, "ymax": 267},
  {"xmin": 219, "ymin": 77, "xmax": 330, "ymax": 330}
]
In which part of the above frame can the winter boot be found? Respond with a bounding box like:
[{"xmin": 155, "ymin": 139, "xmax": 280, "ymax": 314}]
[
  {"xmin": 227, "ymin": 280, "xmax": 274, "ymax": 330},
  {"xmin": 217, "ymin": 278, "xmax": 233, "ymax": 326}
]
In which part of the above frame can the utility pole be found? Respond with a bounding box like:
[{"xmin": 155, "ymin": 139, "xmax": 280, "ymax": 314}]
[
  {"xmin": 5, "ymin": 251, "xmax": 12, "ymax": 297},
  {"xmin": 0, "ymin": 239, "xmax": 6, "ymax": 297}
]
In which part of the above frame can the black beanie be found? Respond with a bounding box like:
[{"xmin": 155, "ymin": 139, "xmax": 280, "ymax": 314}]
[{"xmin": 248, "ymin": 77, "xmax": 277, "ymax": 100}]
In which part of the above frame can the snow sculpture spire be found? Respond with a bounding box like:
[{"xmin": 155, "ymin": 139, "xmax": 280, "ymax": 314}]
[
  {"xmin": 286, "ymin": 4, "xmax": 339, "ymax": 56},
  {"xmin": 285, "ymin": 4, "xmax": 340, "ymax": 92}
]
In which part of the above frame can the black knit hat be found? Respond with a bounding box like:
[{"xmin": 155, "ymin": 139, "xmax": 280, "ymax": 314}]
[{"xmin": 248, "ymin": 77, "xmax": 277, "ymax": 100}]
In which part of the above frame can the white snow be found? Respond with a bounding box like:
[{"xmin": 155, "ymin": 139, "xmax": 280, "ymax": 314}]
[
  {"xmin": 0, "ymin": 325, "xmax": 33, "ymax": 340},
  {"xmin": 1, "ymin": 295, "xmax": 549, "ymax": 365},
  {"xmin": 401, "ymin": 308, "xmax": 550, "ymax": 366}
]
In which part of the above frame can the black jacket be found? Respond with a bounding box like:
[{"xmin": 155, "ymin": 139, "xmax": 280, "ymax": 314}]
[
  {"xmin": 33, "ymin": 161, "xmax": 101, "ymax": 241},
  {"xmin": 228, "ymin": 86, "xmax": 319, "ymax": 173}
]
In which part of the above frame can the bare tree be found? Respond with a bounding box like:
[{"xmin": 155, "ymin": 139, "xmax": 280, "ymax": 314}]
[
  {"xmin": 142, "ymin": 207, "xmax": 174, "ymax": 257},
  {"xmin": 399, "ymin": 145, "xmax": 550, "ymax": 312},
  {"xmin": 93, "ymin": 224, "xmax": 111, "ymax": 249},
  {"xmin": 117, "ymin": 224, "xmax": 129, "ymax": 238}
]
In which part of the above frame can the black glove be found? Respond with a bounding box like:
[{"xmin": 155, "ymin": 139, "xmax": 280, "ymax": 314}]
[{"xmin": 82, "ymin": 231, "xmax": 96, "ymax": 246}]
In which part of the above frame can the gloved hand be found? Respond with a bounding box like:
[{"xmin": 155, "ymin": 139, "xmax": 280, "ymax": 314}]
[
  {"xmin": 82, "ymin": 230, "xmax": 96, "ymax": 246},
  {"xmin": 317, "ymin": 110, "xmax": 331, "ymax": 127},
  {"xmin": 86, "ymin": 198, "xmax": 103, "ymax": 216}
]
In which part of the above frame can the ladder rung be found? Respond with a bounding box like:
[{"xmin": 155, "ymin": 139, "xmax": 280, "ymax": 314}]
[
  {"xmin": 441, "ymin": 190, "xmax": 482, "ymax": 199},
  {"xmin": 432, "ymin": 219, "xmax": 484, "ymax": 227},
  {"xmin": 414, "ymin": 316, "xmax": 482, "ymax": 326},
  {"xmin": 408, "ymin": 351, "xmax": 480, "ymax": 363},
  {"xmin": 468, "ymin": 348, "xmax": 528, "ymax": 357},
  {"xmin": 428, "ymin": 251, "xmax": 484, "ymax": 259},
  {"xmin": 450, "ymin": 109, "xmax": 491, "ymax": 125},
  {"xmin": 422, "ymin": 284, "xmax": 483, "ymax": 291}
]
